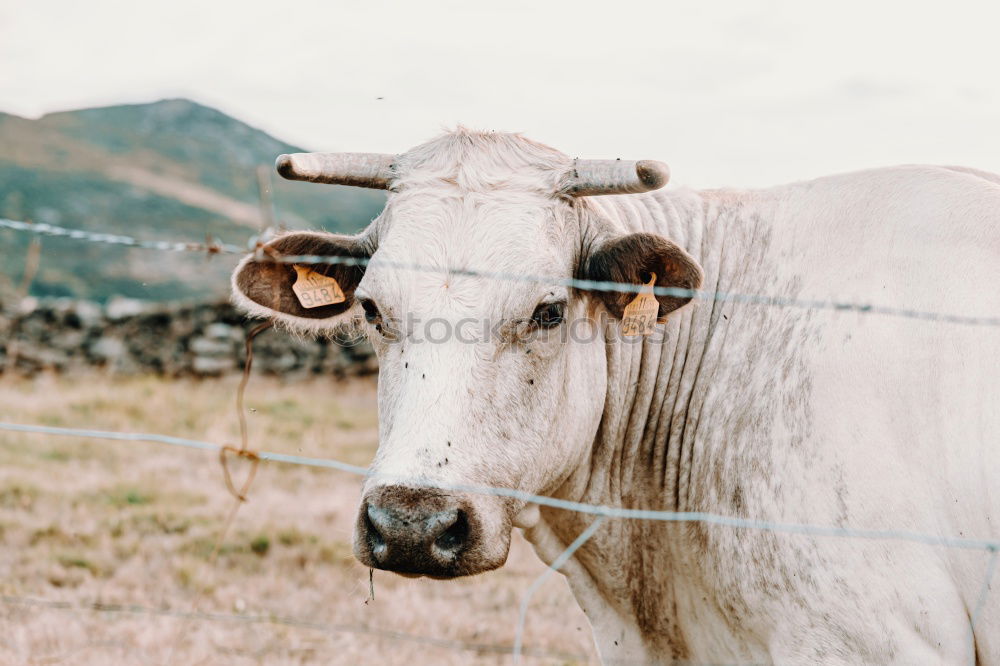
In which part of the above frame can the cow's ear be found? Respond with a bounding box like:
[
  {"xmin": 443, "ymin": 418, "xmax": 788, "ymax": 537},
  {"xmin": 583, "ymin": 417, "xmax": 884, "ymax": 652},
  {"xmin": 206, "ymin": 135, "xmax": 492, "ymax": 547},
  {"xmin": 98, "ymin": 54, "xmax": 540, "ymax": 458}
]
[
  {"xmin": 231, "ymin": 231, "xmax": 372, "ymax": 333},
  {"xmin": 581, "ymin": 232, "xmax": 703, "ymax": 319}
]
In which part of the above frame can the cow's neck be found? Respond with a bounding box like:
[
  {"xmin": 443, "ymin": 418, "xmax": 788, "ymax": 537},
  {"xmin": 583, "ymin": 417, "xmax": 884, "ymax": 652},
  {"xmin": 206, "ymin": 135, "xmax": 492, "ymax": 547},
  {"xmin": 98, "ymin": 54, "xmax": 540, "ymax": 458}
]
[
  {"xmin": 527, "ymin": 187, "xmax": 768, "ymax": 660},
  {"xmin": 564, "ymin": 187, "xmax": 755, "ymax": 510}
]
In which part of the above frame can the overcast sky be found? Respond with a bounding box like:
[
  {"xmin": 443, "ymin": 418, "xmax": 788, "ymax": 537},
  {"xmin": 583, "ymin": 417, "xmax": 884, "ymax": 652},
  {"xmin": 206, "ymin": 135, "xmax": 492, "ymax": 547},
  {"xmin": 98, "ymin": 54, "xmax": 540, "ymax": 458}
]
[{"xmin": 2, "ymin": 0, "xmax": 999, "ymax": 187}]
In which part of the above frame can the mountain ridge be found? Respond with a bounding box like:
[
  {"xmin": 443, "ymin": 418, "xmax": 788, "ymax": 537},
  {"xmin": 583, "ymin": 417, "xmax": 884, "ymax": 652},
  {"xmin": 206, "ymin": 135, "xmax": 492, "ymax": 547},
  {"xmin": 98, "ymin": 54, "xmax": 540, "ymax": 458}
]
[{"xmin": 0, "ymin": 98, "xmax": 385, "ymax": 302}]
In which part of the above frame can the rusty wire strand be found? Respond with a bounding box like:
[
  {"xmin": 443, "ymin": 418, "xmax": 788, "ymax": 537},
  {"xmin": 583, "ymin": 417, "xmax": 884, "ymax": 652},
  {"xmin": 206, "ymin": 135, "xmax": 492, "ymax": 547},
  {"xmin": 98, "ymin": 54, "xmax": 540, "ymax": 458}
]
[
  {"xmin": 237, "ymin": 322, "xmax": 273, "ymax": 453},
  {"xmin": 17, "ymin": 237, "xmax": 41, "ymax": 297},
  {"xmin": 165, "ymin": 323, "xmax": 271, "ymax": 663},
  {"xmin": 216, "ymin": 321, "xmax": 271, "ymax": 502}
]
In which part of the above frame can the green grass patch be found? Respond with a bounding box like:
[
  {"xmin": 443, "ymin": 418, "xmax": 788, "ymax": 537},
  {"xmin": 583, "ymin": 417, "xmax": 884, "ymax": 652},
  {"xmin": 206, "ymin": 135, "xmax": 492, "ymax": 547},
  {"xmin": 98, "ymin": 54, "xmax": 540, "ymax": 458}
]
[
  {"xmin": 57, "ymin": 553, "xmax": 102, "ymax": 577},
  {"xmin": 104, "ymin": 487, "xmax": 155, "ymax": 507}
]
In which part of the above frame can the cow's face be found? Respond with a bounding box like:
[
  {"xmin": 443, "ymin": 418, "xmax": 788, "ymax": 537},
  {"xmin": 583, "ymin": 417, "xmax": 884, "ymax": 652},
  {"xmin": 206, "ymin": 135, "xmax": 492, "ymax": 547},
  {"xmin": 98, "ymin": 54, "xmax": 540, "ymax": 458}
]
[{"xmin": 231, "ymin": 132, "xmax": 702, "ymax": 577}]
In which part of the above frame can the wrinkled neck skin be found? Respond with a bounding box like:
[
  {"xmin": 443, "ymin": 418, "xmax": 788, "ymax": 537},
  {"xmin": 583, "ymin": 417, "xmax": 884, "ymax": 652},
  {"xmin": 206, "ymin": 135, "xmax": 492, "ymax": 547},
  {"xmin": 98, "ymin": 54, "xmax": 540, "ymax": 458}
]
[{"xmin": 526, "ymin": 187, "xmax": 774, "ymax": 663}]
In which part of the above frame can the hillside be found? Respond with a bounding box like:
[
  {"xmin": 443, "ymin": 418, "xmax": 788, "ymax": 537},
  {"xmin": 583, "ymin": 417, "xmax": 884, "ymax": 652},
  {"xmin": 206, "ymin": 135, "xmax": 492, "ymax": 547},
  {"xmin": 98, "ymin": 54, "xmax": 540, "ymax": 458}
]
[{"xmin": 0, "ymin": 99, "xmax": 386, "ymax": 302}]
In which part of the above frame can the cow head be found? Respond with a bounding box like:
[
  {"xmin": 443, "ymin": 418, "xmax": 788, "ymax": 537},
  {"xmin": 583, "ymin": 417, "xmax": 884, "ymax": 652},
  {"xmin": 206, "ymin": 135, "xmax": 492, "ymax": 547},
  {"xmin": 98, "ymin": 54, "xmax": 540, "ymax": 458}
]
[{"xmin": 232, "ymin": 130, "xmax": 702, "ymax": 577}]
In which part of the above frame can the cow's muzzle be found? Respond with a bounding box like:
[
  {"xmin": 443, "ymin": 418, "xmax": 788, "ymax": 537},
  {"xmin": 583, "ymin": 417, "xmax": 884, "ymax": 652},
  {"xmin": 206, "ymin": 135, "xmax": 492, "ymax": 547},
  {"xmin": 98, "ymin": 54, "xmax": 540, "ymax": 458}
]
[{"xmin": 353, "ymin": 485, "xmax": 509, "ymax": 577}]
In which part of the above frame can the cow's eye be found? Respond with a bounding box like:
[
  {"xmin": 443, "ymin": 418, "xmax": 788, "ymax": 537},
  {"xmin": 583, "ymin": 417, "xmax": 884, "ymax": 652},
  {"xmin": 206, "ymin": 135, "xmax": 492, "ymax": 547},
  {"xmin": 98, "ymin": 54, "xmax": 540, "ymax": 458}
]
[
  {"xmin": 531, "ymin": 301, "xmax": 566, "ymax": 328},
  {"xmin": 359, "ymin": 298, "xmax": 382, "ymax": 327}
]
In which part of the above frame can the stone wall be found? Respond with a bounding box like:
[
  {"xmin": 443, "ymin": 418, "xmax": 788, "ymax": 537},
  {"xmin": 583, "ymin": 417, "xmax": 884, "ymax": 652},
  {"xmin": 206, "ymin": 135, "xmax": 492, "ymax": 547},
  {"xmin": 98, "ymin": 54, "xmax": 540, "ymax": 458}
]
[{"xmin": 0, "ymin": 297, "xmax": 377, "ymax": 377}]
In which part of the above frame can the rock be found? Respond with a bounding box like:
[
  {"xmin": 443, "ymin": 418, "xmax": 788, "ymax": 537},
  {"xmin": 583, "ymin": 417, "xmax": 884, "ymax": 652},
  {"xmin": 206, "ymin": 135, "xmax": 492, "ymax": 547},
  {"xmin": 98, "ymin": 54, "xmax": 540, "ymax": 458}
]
[
  {"xmin": 204, "ymin": 322, "xmax": 238, "ymax": 340},
  {"xmin": 50, "ymin": 330, "xmax": 86, "ymax": 350},
  {"xmin": 89, "ymin": 337, "xmax": 127, "ymax": 362},
  {"xmin": 72, "ymin": 300, "xmax": 103, "ymax": 329},
  {"xmin": 192, "ymin": 355, "xmax": 234, "ymax": 375},
  {"xmin": 255, "ymin": 351, "xmax": 299, "ymax": 373},
  {"xmin": 105, "ymin": 297, "xmax": 148, "ymax": 321},
  {"xmin": 18, "ymin": 296, "xmax": 38, "ymax": 315},
  {"xmin": 15, "ymin": 345, "xmax": 70, "ymax": 370},
  {"xmin": 189, "ymin": 337, "xmax": 232, "ymax": 355},
  {"xmin": 1, "ymin": 297, "xmax": 379, "ymax": 378}
]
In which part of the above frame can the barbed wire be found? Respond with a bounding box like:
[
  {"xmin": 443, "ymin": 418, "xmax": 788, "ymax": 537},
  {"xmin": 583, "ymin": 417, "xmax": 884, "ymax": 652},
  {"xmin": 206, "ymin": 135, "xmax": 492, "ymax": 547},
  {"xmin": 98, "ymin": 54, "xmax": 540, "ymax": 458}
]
[
  {"xmin": 1, "ymin": 422, "xmax": 997, "ymax": 551},
  {"xmin": 271, "ymin": 251, "xmax": 1000, "ymax": 328},
  {"xmin": 3, "ymin": 216, "xmax": 999, "ymax": 328},
  {"xmin": 0, "ymin": 218, "xmax": 245, "ymax": 255},
  {"xmin": 2, "ymin": 212, "xmax": 998, "ymax": 661},
  {"xmin": 1, "ymin": 418, "xmax": 997, "ymax": 663}
]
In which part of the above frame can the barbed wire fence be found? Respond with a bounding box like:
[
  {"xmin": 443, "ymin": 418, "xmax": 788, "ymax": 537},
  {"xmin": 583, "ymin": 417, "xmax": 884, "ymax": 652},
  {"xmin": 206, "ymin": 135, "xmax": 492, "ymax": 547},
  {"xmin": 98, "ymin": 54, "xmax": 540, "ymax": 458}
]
[{"xmin": 0, "ymin": 215, "xmax": 998, "ymax": 664}]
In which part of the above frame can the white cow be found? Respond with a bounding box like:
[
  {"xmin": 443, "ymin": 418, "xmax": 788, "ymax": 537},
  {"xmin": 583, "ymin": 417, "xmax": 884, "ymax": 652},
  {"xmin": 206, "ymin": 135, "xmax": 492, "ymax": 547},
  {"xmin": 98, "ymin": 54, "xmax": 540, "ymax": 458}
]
[{"xmin": 232, "ymin": 129, "xmax": 1000, "ymax": 664}]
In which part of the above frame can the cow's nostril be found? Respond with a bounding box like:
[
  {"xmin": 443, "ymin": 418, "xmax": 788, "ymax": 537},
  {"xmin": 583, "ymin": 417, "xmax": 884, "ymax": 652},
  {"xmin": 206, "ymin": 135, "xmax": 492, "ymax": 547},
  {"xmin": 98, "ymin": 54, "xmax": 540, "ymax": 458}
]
[
  {"xmin": 358, "ymin": 489, "xmax": 481, "ymax": 575},
  {"xmin": 364, "ymin": 504, "xmax": 388, "ymax": 559},
  {"xmin": 434, "ymin": 509, "xmax": 469, "ymax": 554}
]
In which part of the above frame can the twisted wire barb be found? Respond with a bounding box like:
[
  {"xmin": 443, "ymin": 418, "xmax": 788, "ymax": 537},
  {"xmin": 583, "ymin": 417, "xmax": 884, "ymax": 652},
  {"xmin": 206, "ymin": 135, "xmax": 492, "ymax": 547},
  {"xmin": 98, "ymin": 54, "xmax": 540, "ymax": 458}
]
[
  {"xmin": 3, "ymin": 217, "xmax": 999, "ymax": 327},
  {"xmin": 261, "ymin": 252, "xmax": 1000, "ymax": 328},
  {"xmin": 1, "ymin": 421, "xmax": 996, "ymax": 552},
  {"xmin": 0, "ymin": 218, "xmax": 244, "ymax": 255}
]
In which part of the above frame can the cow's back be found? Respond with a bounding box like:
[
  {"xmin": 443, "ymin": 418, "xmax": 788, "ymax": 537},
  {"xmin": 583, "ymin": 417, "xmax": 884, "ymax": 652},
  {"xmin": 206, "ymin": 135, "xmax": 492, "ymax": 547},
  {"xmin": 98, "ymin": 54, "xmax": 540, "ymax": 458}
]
[
  {"xmin": 728, "ymin": 166, "xmax": 1000, "ymax": 660},
  {"xmin": 624, "ymin": 167, "xmax": 1000, "ymax": 661},
  {"xmin": 548, "ymin": 168, "xmax": 1000, "ymax": 662}
]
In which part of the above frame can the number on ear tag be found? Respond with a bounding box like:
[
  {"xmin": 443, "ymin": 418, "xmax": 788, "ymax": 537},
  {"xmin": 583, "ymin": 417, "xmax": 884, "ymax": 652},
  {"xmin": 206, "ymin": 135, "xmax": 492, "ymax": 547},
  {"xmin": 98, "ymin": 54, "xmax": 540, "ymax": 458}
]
[
  {"xmin": 621, "ymin": 273, "xmax": 659, "ymax": 336},
  {"xmin": 291, "ymin": 265, "xmax": 346, "ymax": 309}
]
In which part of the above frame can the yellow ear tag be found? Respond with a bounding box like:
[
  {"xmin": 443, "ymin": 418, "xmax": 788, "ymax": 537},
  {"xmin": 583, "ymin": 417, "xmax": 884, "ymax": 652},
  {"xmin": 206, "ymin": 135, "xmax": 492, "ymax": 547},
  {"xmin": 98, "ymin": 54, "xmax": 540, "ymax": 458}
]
[
  {"xmin": 291, "ymin": 265, "xmax": 346, "ymax": 309},
  {"xmin": 621, "ymin": 273, "xmax": 659, "ymax": 336}
]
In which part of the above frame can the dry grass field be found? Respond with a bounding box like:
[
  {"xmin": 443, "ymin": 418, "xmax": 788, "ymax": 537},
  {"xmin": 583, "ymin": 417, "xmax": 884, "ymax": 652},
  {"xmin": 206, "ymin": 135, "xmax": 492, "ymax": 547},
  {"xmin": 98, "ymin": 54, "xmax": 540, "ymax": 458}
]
[{"xmin": 0, "ymin": 373, "xmax": 598, "ymax": 665}]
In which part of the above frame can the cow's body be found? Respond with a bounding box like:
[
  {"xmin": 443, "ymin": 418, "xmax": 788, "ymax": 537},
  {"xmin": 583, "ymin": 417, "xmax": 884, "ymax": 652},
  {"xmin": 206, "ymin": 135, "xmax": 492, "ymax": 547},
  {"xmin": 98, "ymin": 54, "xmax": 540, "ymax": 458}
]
[
  {"xmin": 531, "ymin": 166, "xmax": 1000, "ymax": 663},
  {"xmin": 232, "ymin": 132, "xmax": 1000, "ymax": 664}
]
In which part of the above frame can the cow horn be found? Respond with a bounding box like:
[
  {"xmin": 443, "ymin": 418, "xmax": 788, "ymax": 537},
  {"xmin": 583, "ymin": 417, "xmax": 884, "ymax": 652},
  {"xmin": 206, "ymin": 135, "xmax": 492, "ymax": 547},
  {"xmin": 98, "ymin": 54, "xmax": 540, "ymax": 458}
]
[
  {"xmin": 566, "ymin": 159, "xmax": 670, "ymax": 197},
  {"xmin": 275, "ymin": 152, "xmax": 396, "ymax": 190}
]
